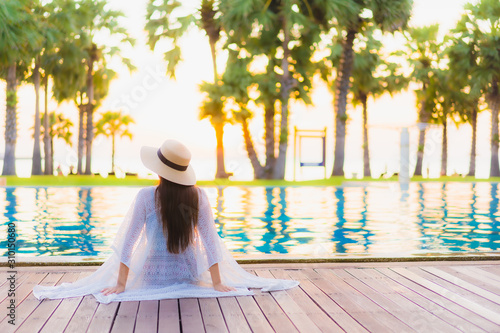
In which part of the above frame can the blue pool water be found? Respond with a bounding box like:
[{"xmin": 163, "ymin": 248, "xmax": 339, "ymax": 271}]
[{"xmin": 1, "ymin": 183, "xmax": 499, "ymax": 258}]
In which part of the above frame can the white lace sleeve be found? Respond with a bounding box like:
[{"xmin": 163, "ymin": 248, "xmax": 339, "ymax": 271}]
[
  {"xmin": 111, "ymin": 188, "xmax": 147, "ymax": 268},
  {"xmin": 196, "ymin": 188, "xmax": 223, "ymax": 267}
]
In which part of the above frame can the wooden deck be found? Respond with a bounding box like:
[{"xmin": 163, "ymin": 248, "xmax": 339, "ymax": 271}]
[{"xmin": 1, "ymin": 261, "xmax": 500, "ymax": 332}]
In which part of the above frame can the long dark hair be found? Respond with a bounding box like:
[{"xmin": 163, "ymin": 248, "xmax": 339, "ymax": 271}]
[{"xmin": 155, "ymin": 177, "xmax": 199, "ymax": 254}]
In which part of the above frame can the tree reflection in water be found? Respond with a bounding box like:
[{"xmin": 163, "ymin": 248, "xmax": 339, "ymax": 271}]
[{"xmin": 76, "ymin": 188, "xmax": 97, "ymax": 255}]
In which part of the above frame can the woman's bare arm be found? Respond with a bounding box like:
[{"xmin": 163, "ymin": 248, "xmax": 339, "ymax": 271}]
[
  {"xmin": 209, "ymin": 263, "xmax": 236, "ymax": 292},
  {"xmin": 101, "ymin": 262, "xmax": 129, "ymax": 295}
]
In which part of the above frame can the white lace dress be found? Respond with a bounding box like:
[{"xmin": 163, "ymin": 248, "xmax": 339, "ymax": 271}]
[{"xmin": 33, "ymin": 186, "xmax": 299, "ymax": 303}]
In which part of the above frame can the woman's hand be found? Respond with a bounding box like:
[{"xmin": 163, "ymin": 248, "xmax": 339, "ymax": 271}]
[
  {"xmin": 101, "ymin": 262, "xmax": 129, "ymax": 296},
  {"xmin": 209, "ymin": 263, "xmax": 235, "ymax": 292},
  {"xmin": 214, "ymin": 283, "xmax": 236, "ymax": 292},
  {"xmin": 101, "ymin": 284, "xmax": 125, "ymax": 296}
]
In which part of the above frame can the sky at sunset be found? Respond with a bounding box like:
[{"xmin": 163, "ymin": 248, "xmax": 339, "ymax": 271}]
[{"xmin": 0, "ymin": 0, "xmax": 488, "ymax": 180}]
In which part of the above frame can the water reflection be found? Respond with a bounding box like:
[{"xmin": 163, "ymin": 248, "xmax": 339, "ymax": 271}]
[
  {"xmin": 0, "ymin": 183, "xmax": 499, "ymax": 257},
  {"xmin": 253, "ymin": 187, "xmax": 291, "ymax": 254},
  {"xmin": 333, "ymin": 188, "xmax": 348, "ymax": 253}
]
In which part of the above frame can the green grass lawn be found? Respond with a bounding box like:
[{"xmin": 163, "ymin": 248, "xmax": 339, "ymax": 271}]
[{"xmin": 0, "ymin": 175, "xmax": 498, "ymax": 187}]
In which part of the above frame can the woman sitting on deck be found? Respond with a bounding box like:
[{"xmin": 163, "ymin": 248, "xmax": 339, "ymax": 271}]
[{"xmin": 33, "ymin": 139, "xmax": 298, "ymax": 303}]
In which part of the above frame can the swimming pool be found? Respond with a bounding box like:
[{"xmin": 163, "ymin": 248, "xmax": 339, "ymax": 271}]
[{"xmin": 1, "ymin": 183, "xmax": 499, "ymax": 259}]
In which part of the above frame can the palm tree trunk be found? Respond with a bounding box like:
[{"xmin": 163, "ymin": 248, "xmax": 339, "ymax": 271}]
[
  {"xmin": 241, "ymin": 119, "xmax": 264, "ymax": 179},
  {"xmin": 111, "ymin": 134, "xmax": 115, "ymax": 173},
  {"xmin": 77, "ymin": 103, "xmax": 85, "ymax": 175},
  {"xmin": 361, "ymin": 94, "xmax": 371, "ymax": 178},
  {"xmin": 43, "ymin": 76, "xmax": 52, "ymax": 175},
  {"xmin": 332, "ymin": 28, "xmax": 357, "ymax": 177},
  {"xmin": 85, "ymin": 105, "xmax": 93, "ymax": 175},
  {"xmin": 489, "ymin": 80, "xmax": 500, "ymax": 178},
  {"xmin": 414, "ymin": 97, "xmax": 428, "ymax": 176},
  {"xmin": 32, "ymin": 59, "xmax": 43, "ymax": 175},
  {"xmin": 440, "ymin": 117, "xmax": 447, "ymax": 177},
  {"xmin": 414, "ymin": 129, "xmax": 426, "ymax": 176},
  {"xmin": 209, "ymin": 40, "xmax": 229, "ymax": 179},
  {"xmin": 467, "ymin": 106, "xmax": 478, "ymax": 177},
  {"xmin": 209, "ymin": 39, "xmax": 218, "ymax": 85},
  {"xmin": 50, "ymin": 136, "xmax": 54, "ymax": 174},
  {"xmin": 214, "ymin": 121, "xmax": 229, "ymax": 178},
  {"xmin": 263, "ymin": 103, "xmax": 276, "ymax": 179},
  {"xmin": 85, "ymin": 62, "xmax": 94, "ymax": 175},
  {"xmin": 2, "ymin": 64, "xmax": 17, "ymax": 176},
  {"xmin": 273, "ymin": 18, "xmax": 292, "ymax": 180}
]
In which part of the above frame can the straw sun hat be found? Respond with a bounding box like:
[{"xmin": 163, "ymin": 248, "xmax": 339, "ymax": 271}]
[{"xmin": 140, "ymin": 139, "xmax": 196, "ymax": 186}]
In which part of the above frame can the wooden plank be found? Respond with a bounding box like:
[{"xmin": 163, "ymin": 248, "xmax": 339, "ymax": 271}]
[
  {"xmin": 479, "ymin": 265, "xmax": 500, "ymax": 276},
  {"xmin": 87, "ymin": 301, "xmax": 120, "ymax": 333},
  {"xmin": 0, "ymin": 272, "xmax": 27, "ymax": 299},
  {"xmin": 481, "ymin": 264, "xmax": 500, "ymax": 272},
  {"xmin": 271, "ymin": 269, "xmax": 343, "ymax": 333},
  {"xmin": 1, "ymin": 272, "xmax": 64, "ymax": 333},
  {"xmin": 255, "ymin": 269, "xmax": 321, "ymax": 333},
  {"xmin": 110, "ymin": 301, "xmax": 139, "ymax": 333},
  {"xmin": 15, "ymin": 272, "xmax": 81, "ymax": 333},
  {"xmin": 16, "ymin": 267, "xmax": 98, "ymax": 273},
  {"xmin": 236, "ymin": 295, "xmax": 274, "ymax": 333},
  {"xmin": 342, "ymin": 268, "xmax": 460, "ymax": 332},
  {"xmin": 0, "ymin": 272, "xmax": 30, "ymax": 325},
  {"xmin": 391, "ymin": 267, "xmax": 500, "ymax": 326},
  {"xmin": 158, "ymin": 300, "xmax": 180, "ymax": 333},
  {"xmin": 0, "ymin": 272, "xmax": 47, "ymax": 318},
  {"xmin": 239, "ymin": 260, "xmax": 500, "ymax": 270},
  {"xmin": 134, "ymin": 300, "xmax": 158, "ymax": 333},
  {"xmin": 251, "ymin": 285, "xmax": 299, "ymax": 333},
  {"xmin": 408, "ymin": 267, "xmax": 500, "ymax": 313},
  {"xmin": 367, "ymin": 267, "xmax": 485, "ymax": 333},
  {"xmin": 378, "ymin": 267, "xmax": 496, "ymax": 332},
  {"xmin": 199, "ymin": 298, "xmax": 228, "ymax": 333},
  {"xmin": 40, "ymin": 272, "xmax": 93, "ymax": 333},
  {"xmin": 302, "ymin": 268, "xmax": 412, "ymax": 333},
  {"xmin": 0, "ymin": 270, "xmax": 8, "ymax": 288},
  {"xmin": 420, "ymin": 266, "xmax": 500, "ymax": 303},
  {"xmin": 449, "ymin": 266, "xmax": 500, "ymax": 291},
  {"xmin": 179, "ymin": 298, "xmax": 204, "ymax": 333},
  {"xmin": 217, "ymin": 297, "xmax": 252, "ymax": 333},
  {"xmin": 286, "ymin": 270, "xmax": 368, "ymax": 333},
  {"xmin": 64, "ymin": 295, "xmax": 99, "ymax": 333},
  {"xmin": 241, "ymin": 267, "xmax": 296, "ymax": 333}
]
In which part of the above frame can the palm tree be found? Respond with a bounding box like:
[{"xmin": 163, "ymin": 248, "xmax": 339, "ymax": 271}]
[
  {"xmin": 320, "ymin": 25, "xmax": 408, "ymax": 178},
  {"xmin": 458, "ymin": 0, "xmax": 500, "ymax": 177},
  {"xmin": 0, "ymin": 0, "xmax": 42, "ymax": 175},
  {"xmin": 40, "ymin": 112, "xmax": 73, "ymax": 172},
  {"xmin": 145, "ymin": 0, "xmax": 232, "ymax": 179},
  {"xmin": 446, "ymin": 14, "xmax": 483, "ymax": 177},
  {"xmin": 219, "ymin": 0, "xmax": 320, "ymax": 179},
  {"xmin": 95, "ymin": 111, "xmax": 134, "ymax": 173},
  {"xmin": 217, "ymin": 50, "xmax": 267, "ymax": 178},
  {"xmin": 30, "ymin": 2, "xmax": 51, "ymax": 176},
  {"xmin": 308, "ymin": 0, "xmax": 412, "ymax": 176},
  {"xmin": 221, "ymin": 48, "xmax": 280, "ymax": 179},
  {"xmin": 50, "ymin": 39, "xmax": 87, "ymax": 175},
  {"xmin": 199, "ymin": 81, "xmax": 233, "ymax": 178},
  {"xmin": 76, "ymin": 0, "xmax": 135, "ymax": 175},
  {"xmin": 424, "ymin": 68, "xmax": 451, "ymax": 176},
  {"xmin": 402, "ymin": 24, "xmax": 443, "ymax": 177},
  {"xmin": 29, "ymin": 0, "xmax": 75, "ymax": 176},
  {"xmin": 200, "ymin": 0, "xmax": 231, "ymax": 179}
]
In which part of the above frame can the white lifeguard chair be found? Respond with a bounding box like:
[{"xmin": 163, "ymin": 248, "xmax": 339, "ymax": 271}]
[{"xmin": 293, "ymin": 127, "xmax": 327, "ymax": 181}]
